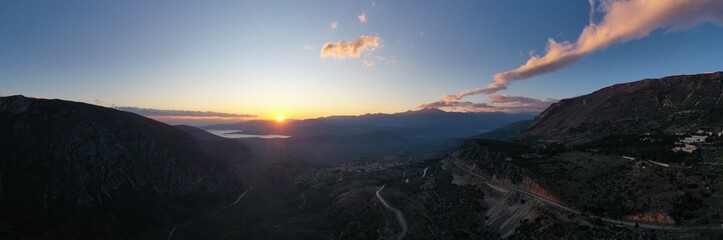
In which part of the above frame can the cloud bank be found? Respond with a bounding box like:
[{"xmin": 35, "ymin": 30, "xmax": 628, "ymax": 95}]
[
  {"xmin": 116, "ymin": 107, "xmax": 256, "ymax": 118},
  {"xmin": 321, "ymin": 35, "xmax": 381, "ymax": 59},
  {"xmin": 443, "ymin": 0, "xmax": 723, "ymax": 101},
  {"xmin": 420, "ymin": 94, "xmax": 558, "ymax": 113},
  {"xmin": 116, "ymin": 107, "xmax": 257, "ymax": 125}
]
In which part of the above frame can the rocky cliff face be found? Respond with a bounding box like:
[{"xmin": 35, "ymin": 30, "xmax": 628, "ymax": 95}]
[
  {"xmin": 517, "ymin": 72, "xmax": 723, "ymax": 143},
  {"xmin": 0, "ymin": 95, "xmax": 245, "ymax": 239}
]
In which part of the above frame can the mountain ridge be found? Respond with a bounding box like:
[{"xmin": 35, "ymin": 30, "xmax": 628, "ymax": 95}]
[
  {"xmin": 0, "ymin": 95, "xmax": 246, "ymax": 239},
  {"xmin": 202, "ymin": 109, "xmax": 535, "ymax": 138},
  {"xmin": 517, "ymin": 71, "xmax": 723, "ymax": 143}
]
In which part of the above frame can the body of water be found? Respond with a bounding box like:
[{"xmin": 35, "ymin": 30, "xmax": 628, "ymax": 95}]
[{"xmin": 205, "ymin": 129, "xmax": 290, "ymax": 139}]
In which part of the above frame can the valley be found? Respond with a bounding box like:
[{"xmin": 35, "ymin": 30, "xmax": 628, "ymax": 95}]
[
  {"xmin": 6, "ymin": 0, "xmax": 723, "ymax": 238},
  {"xmin": 2, "ymin": 73, "xmax": 723, "ymax": 239}
]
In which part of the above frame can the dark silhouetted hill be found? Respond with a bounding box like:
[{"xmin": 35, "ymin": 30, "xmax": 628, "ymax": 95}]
[{"xmin": 0, "ymin": 95, "xmax": 246, "ymax": 239}]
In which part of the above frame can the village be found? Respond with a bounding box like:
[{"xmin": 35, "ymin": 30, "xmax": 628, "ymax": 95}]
[{"xmin": 671, "ymin": 130, "xmax": 723, "ymax": 153}]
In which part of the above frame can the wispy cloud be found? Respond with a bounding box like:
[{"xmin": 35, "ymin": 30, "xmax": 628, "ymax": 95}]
[
  {"xmin": 439, "ymin": 0, "xmax": 723, "ymax": 101},
  {"xmin": 320, "ymin": 35, "xmax": 381, "ymax": 59},
  {"xmin": 420, "ymin": 95, "xmax": 558, "ymax": 113},
  {"xmin": 330, "ymin": 22, "xmax": 339, "ymax": 30},
  {"xmin": 362, "ymin": 59, "xmax": 375, "ymax": 67},
  {"xmin": 421, "ymin": 101, "xmax": 497, "ymax": 112},
  {"xmin": 116, "ymin": 107, "xmax": 257, "ymax": 125},
  {"xmin": 116, "ymin": 107, "xmax": 255, "ymax": 118},
  {"xmin": 360, "ymin": 56, "xmax": 397, "ymax": 68},
  {"xmin": 588, "ymin": 0, "xmax": 599, "ymax": 25},
  {"xmin": 358, "ymin": 12, "xmax": 367, "ymax": 23},
  {"xmin": 302, "ymin": 44, "xmax": 317, "ymax": 51},
  {"xmin": 375, "ymin": 56, "xmax": 397, "ymax": 65}
]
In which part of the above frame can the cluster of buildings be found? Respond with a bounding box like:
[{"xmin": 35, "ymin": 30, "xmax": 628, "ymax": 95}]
[{"xmin": 672, "ymin": 130, "xmax": 723, "ymax": 153}]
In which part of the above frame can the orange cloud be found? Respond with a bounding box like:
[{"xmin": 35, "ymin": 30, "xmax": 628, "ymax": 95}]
[
  {"xmin": 497, "ymin": 0, "xmax": 723, "ymax": 83},
  {"xmin": 320, "ymin": 35, "xmax": 381, "ymax": 59},
  {"xmin": 359, "ymin": 12, "xmax": 367, "ymax": 23},
  {"xmin": 440, "ymin": 0, "xmax": 723, "ymax": 101}
]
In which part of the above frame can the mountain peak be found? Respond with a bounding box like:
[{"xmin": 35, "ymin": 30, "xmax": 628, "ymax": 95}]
[{"xmin": 0, "ymin": 95, "xmax": 36, "ymax": 115}]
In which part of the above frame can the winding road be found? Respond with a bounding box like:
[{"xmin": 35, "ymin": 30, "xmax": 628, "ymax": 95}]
[
  {"xmin": 451, "ymin": 160, "xmax": 722, "ymax": 231},
  {"xmin": 376, "ymin": 185, "xmax": 408, "ymax": 240}
]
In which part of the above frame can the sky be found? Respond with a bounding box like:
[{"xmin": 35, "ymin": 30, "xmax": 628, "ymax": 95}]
[{"xmin": 2, "ymin": 0, "xmax": 723, "ymax": 123}]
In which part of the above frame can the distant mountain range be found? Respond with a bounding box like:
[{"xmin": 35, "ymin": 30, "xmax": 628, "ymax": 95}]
[
  {"xmin": 201, "ymin": 108, "xmax": 536, "ymax": 164},
  {"xmin": 0, "ymin": 95, "xmax": 248, "ymax": 239},
  {"xmin": 518, "ymin": 72, "xmax": 723, "ymax": 143},
  {"xmin": 0, "ymin": 95, "xmax": 535, "ymax": 238},
  {"xmin": 4, "ymin": 71, "xmax": 722, "ymax": 238},
  {"xmin": 202, "ymin": 108, "xmax": 535, "ymax": 138}
]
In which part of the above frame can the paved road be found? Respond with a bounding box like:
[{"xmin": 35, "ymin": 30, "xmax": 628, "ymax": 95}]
[
  {"xmin": 451, "ymin": 160, "xmax": 722, "ymax": 231},
  {"xmin": 167, "ymin": 187, "xmax": 252, "ymax": 240},
  {"xmin": 451, "ymin": 161, "xmax": 580, "ymax": 214},
  {"xmin": 376, "ymin": 185, "xmax": 408, "ymax": 240}
]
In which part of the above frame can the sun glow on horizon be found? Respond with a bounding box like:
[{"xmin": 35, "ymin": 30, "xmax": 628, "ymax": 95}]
[{"xmin": 276, "ymin": 114, "xmax": 284, "ymax": 122}]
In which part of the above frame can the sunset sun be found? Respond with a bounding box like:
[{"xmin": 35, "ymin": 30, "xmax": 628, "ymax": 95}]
[{"xmin": 276, "ymin": 114, "xmax": 284, "ymax": 122}]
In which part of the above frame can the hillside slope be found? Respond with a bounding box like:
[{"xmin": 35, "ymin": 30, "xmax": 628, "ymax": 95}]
[
  {"xmin": 0, "ymin": 95, "xmax": 245, "ymax": 239},
  {"xmin": 518, "ymin": 72, "xmax": 723, "ymax": 143},
  {"xmin": 472, "ymin": 120, "xmax": 532, "ymax": 140}
]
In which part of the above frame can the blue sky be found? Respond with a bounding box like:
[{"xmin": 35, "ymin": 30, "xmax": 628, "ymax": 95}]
[{"xmin": 2, "ymin": 0, "xmax": 722, "ymax": 120}]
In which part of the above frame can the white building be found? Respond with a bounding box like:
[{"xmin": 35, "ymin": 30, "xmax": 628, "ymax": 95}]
[{"xmin": 683, "ymin": 135, "xmax": 707, "ymax": 143}]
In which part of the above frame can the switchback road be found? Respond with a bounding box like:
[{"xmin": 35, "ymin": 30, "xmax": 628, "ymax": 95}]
[{"xmin": 376, "ymin": 185, "xmax": 408, "ymax": 240}]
